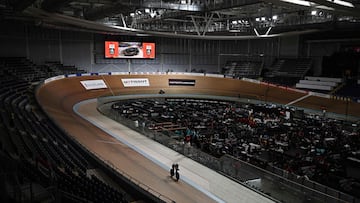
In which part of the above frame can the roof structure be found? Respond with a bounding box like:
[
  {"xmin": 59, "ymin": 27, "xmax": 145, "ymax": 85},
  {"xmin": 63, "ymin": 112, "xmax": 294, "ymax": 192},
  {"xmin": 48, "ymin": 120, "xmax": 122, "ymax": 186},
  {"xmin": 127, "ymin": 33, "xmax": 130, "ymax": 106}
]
[{"xmin": 1, "ymin": 0, "xmax": 360, "ymax": 39}]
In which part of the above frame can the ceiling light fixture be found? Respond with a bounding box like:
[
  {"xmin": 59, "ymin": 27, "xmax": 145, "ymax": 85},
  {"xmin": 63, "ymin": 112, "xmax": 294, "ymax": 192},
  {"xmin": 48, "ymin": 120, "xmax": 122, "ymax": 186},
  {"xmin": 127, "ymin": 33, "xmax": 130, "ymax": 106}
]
[
  {"xmin": 326, "ymin": 0, "xmax": 354, "ymax": 8},
  {"xmin": 315, "ymin": 5, "xmax": 335, "ymax": 10},
  {"xmin": 280, "ymin": 0, "xmax": 313, "ymax": 7},
  {"xmin": 150, "ymin": 12, "xmax": 157, "ymax": 18}
]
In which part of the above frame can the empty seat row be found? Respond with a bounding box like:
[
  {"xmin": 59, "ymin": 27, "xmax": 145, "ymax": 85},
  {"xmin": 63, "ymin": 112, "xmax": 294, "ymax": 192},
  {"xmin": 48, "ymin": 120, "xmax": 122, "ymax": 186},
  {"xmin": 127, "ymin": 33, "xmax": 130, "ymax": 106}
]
[{"xmin": 0, "ymin": 57, "xmax": 130, "ymax": 202}]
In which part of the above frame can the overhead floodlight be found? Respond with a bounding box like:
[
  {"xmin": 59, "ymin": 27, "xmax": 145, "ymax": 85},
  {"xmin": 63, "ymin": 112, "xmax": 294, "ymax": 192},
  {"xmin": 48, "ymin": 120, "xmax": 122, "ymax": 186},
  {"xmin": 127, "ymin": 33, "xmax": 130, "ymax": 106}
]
[
  {"xmin": 280, "ymin": 0, "xmax": 312, "ymax": 7},
  {"xmin": 272, "ymin": 15, "xmax": 278, "ymax": 20},
  {"xmin": 130, "ymin": 13, "xmax": 135, "ymax": 17},
  {"xmin": 327, "ymin": 0, "xmax": 354, "ymax": 8},
  {"xmin": 311, "ymin": 10, "xmax": 317, "ymax": 15},
  {"xmin": 232, "ymin": 20, "xmax": 238, "ymax": 24},
  {"xmin": 316, "ymin": 5, "xmax": 335, "ymax": 11},
  {"xmin": 145, "ymin": 8, "xmax": 150, "ymax": 13},
  {"xmin": 255, "ymin": 17, "xmax": 260, "ymax": 22},
  {"xmin": 261, "ymin": 17, "xmax": 266, "ymax": 21},
  {"xmin": 150, "ymin": 12, "xmax": 157, "ymax": 18}
]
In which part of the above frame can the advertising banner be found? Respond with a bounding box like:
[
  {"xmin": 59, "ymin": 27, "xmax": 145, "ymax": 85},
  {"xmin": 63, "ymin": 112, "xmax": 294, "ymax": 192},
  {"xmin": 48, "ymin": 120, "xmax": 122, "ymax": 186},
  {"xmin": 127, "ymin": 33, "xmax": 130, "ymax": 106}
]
[
  {"xmin": 80, "ymin": 79, "xmax": 108, "ymax": 90},
  {"xmin": 105, "ymin": 41, "xmax": 155, "ymax": 59},
  {"xmin": 121, "ymin": 78, "xmax": 150, "ymax": 87},
  {"xmin": 169, "ymin": 79, "xmax": 196, "ymax": 86}
]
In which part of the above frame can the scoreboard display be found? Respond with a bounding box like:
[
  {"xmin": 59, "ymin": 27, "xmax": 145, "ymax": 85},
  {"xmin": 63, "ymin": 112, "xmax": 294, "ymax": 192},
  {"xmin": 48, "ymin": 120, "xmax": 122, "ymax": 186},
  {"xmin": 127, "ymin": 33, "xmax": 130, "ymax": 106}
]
[{"xmin": 105, "ymin": 41, "xmax": 155, "ymax": 59}]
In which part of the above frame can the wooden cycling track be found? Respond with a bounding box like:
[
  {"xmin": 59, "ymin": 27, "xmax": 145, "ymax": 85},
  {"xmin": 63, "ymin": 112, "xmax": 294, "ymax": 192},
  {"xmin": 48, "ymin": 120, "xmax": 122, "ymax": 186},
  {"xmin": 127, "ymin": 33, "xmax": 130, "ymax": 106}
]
[{"xmin": 36, "ymin": 74, "xmax": 360, "ymax": 203}]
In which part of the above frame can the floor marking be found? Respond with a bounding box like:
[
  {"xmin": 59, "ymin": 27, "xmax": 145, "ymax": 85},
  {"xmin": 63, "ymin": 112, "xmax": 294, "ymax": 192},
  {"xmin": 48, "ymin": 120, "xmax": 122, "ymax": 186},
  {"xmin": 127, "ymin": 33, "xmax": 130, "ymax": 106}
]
[{"xmin": 96, "ymin": 140, "xmax": 122, "ymax": 145}]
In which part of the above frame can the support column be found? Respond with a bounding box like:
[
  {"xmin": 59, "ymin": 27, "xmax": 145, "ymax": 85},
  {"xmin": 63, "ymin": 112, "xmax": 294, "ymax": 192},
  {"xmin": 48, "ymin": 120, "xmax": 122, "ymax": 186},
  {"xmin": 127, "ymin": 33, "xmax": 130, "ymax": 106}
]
[{"xmin": 59, "ymin": 30, "xmax": 63, "ymax": 64}]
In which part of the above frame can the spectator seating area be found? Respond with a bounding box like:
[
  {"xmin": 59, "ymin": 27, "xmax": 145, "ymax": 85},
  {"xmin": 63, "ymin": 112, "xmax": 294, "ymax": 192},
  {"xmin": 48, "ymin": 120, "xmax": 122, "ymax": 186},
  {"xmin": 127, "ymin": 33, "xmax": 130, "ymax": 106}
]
[
  {"xmin": 336, "ymin": 79, "xmax": 360, "ymax": 101},
  {"xmin": 0, "ymin": 57, "xmax": 49, "ymax": 82},
  {"xmin": 295, "ymin": 76, "xmax": 343, "ymax": 93},
  {"xmin": 43, "ymin": 61, "xmax": 86, "ymax": 76},
  {"xmin": 0, "ymin": 57, "xmax": 129, "ymax": 202},
  {"xmin": 264, "ymin": 58, "xmax": 312, "ymax": 87},
  {"xmin": 223, "ymin": 60, "xmax": 263, "ymax": 79},
  {"xmin": 112, "ymin": 97, "xmax": 360, "ymax": 197},
  {"xmin": 272, "ymin": 58, "xmax": 312, "ymax": 77}
]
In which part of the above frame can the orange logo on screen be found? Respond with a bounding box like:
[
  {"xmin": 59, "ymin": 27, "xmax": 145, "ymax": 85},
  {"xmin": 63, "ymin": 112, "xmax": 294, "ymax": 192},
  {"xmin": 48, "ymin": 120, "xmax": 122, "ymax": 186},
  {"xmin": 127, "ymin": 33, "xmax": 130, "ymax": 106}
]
[
  {"xmin": 142, "ymin": 43, "xmax": 155, "ymax": 58},
  {"xmin": 105, "ymin": 41, "xmax": 119, "ymax": 58}
]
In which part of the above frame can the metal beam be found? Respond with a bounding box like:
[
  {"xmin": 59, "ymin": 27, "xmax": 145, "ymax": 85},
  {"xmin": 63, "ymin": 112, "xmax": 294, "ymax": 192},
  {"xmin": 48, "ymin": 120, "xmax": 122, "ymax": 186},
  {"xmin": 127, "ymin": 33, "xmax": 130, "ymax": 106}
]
[
  {"xmin": 135, "ymin": 10, "xmax": 193, "ymax": 24},
  {"xmin": 84, "ymin": 0, "xmax": 203, "ymax": 21},
  {"xmin": 24, "ymin": 7, "xmax": 321, "ymax": 40},
  {"xmin": 203, "ymin": 13, "xmax": 214, "ymax": 36},
  {"xmin": 140, "ymin": 1, "xmax": 204, "ymax": 12},
  {"xmin": 120, "ymin": 14, "xmax": 127, "ymax": 28},
  {"xmin": 190, "ymin": 15, "xmax": 201, "ymax": 36},
  {"xmin": 265, "ymin": 0, "xmax": 360, "ymax": 17},
  {"xmin": 206, "ymin": 0, "xmax": 262, "ymax": 12},
  {"xmin": 109, "ymin": 0, "xmax": 204, "ymax": 11}
]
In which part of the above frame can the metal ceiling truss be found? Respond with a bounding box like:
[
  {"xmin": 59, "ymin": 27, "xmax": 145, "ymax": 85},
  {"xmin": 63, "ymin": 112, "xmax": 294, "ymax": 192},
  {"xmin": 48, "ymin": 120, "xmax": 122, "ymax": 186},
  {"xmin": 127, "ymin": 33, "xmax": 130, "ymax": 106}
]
[
  {"xmin": 23, "ymin": 7, "xmax": 321, "ymax": 40},
  {"xmin": 4, "ymin": 0, "xmax": 360, "ymax": 39},
  {"xmin": 191, "ymin": 13, "xmax": 214, "ymax": 36}
]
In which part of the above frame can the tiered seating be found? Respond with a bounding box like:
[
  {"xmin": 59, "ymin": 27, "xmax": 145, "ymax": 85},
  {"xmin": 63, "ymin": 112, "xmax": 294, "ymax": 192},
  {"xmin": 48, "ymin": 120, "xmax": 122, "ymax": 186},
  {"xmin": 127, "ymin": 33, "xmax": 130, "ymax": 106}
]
[
  {"xmin": 275, "ymin": 58, "xmax": 312, "ymax": 77},
  {"xmin": 296, "ymin": 76, "xmax": 342, "ymax": 93},
  {"xmin": 336, "ymin": 79, "xmax": 360, "ymax": 100},
  {"xmin": 223, "ymin": 60, "xmax": 262, "ymax": 78},
  {"xmin": 0, "ymin": 57, "xmax": 130, "ymax": 202},
  {"xmin": 264, "ymin": 58, "xmax": 312, "ymax": 86},
  {"xmin": 0, "ymin": 57, "xmax": 48, "ymax": 82},
  {"xmin": 44, "ymin": 61, "xmax": 86, "ymax": 75},
  {"xmin": 56, "ymin": 170, "xmax": 127, "ymax": 203}
]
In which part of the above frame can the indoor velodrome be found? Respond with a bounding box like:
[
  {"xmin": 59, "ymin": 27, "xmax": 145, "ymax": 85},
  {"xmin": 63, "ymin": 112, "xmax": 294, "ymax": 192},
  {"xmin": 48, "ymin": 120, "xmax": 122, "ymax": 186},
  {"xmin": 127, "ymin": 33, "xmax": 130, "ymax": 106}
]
[{"xmin": 1, "ymin": 1, "xmax": 360, "ymax": 203}]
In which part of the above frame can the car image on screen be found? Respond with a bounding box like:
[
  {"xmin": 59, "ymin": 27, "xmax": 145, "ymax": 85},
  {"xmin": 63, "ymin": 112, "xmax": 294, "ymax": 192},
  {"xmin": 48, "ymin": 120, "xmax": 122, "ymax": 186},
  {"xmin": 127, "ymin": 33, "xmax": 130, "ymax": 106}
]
[{"xmin": 122, "ymin": 47, "xmax": 140, "ymax": 56}]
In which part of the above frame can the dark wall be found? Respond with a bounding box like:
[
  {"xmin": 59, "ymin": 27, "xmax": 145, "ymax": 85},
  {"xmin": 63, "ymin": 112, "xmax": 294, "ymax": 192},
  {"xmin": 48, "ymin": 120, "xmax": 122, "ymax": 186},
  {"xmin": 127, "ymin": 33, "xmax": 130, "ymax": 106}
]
[
  {"xmin": 93, "ymin": 34, "xmax": 279, "ymax": 73},
  {"xmin": 0, "ymin": 20, "xmax": 335, "ymax": 74},
  {"xmin": 279, "ymin": 35, "xmax": 299, "ymax": 57}
]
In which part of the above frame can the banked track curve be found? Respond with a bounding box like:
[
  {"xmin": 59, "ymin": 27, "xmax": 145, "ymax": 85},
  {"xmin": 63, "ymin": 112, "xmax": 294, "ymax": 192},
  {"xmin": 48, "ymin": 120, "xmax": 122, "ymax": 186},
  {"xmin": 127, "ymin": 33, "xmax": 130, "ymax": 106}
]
[{"xmin": 36, "ymin": 74, "xmax": 360, "ymax": 202}]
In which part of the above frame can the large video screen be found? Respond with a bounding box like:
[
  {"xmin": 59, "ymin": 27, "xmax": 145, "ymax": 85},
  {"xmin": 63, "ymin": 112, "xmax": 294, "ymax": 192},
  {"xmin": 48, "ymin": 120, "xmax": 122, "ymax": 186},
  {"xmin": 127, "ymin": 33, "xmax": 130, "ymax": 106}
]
[{"xmin": 105, "ymin": 41, "xmax": 155, "ymax": 59}]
